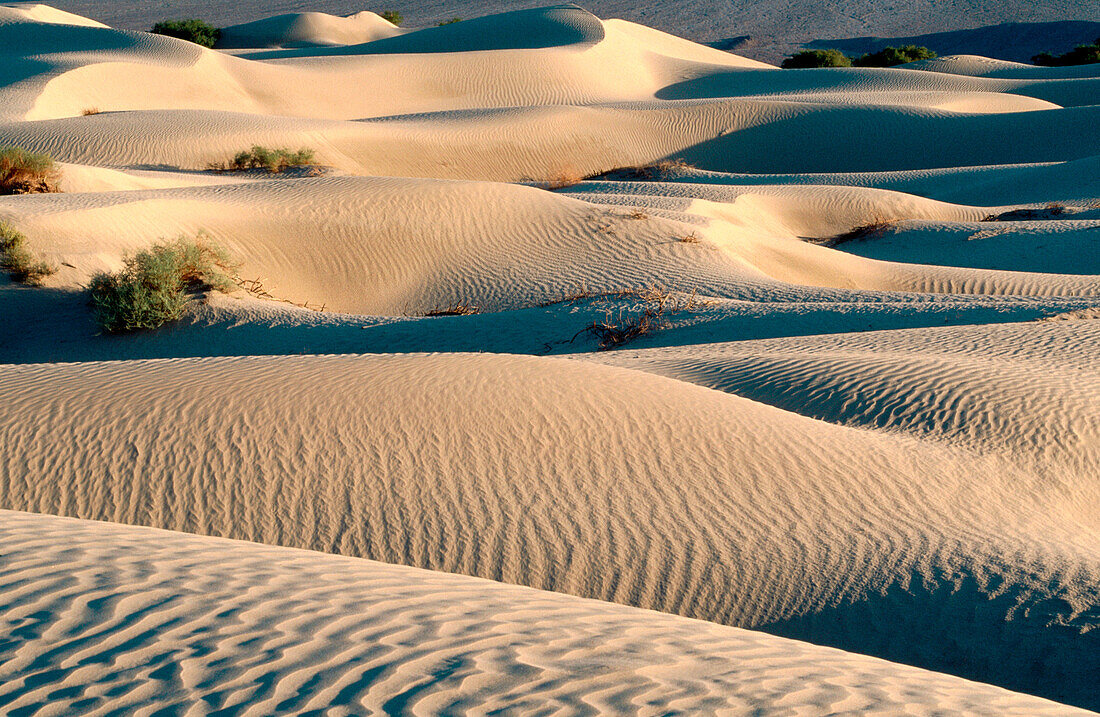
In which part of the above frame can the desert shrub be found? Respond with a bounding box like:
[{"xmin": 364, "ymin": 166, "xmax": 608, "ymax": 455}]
[
  {"xmin": 0, "ymin": 222, "xmax": 55, "ymax": 285},
  {"xmin": 438, "ymin": 17, "xmax": 462, "ymax": 25},
  {"xmin": 852, "ymin": 45, "xmax": 937, "ymax": 67},
  {"xmin": 210, "ymin": 146, "xmax": 317, "ymax": 173},
  {"xmin": 982, "ymin": 203, "xmax": 1071, "ymax": 221},
  {"xmin": 0, "ymin": 146, "xmax": 60, "ymax": 195},
  {"xmin": 380, "ymin": 10, "xmax": 403, "ymax": 26},
  {"xmin": 88, "ymin": 236, "xmax": 237, "ymax": 333},
  {"xmin": 424, "ymin": 301, "xmax": 479, "ymax": 316},
  {"xmin": 150, "ymin": 19, "xmax": 221, "ymax": 48},
  {"xmin": 81, "ymin": 107, "xmax": 100, "ymax": 116},
  {"xmin": 811, "ymin": 219, "xmax": 898, "ymax": 247},
  {"xmin": 591, "ymin": 158, "xmax": 695, "ymax": 181},
  {"xmin": 1033, "ymin": 38, "xmax": 1100, "ymax": 66},
  {"xmin": 782, "ymin": 49, "xmax": 852, "ymax": 68}
]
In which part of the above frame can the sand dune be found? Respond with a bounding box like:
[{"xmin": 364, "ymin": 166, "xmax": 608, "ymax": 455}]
[
  {"xmin": 2, "ymin": 4, "xmax": 1098, "ymax": 713},
  {"xmin": 0, "ymin": 510, "xmax": 1087, "ymax": 716},
  {"xmin": 218, "ymin": 11, "xmax": 401, "ymax": 49},
  {"xmin": 1, "ymin": 350, "xmax": 1098, "ymax": 708}
]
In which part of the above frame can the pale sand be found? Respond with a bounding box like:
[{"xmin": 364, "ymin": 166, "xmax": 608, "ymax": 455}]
[
  {"xmin": 0, "ymin": 510, "xmax": 1089, "ymax": 715},
  {"xmin": 1, "ymin": 3, "xmax": 1098, "ymax": 713}
]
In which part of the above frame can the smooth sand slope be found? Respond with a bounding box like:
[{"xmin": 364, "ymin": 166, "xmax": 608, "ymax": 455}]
[
  {"xmin": 1, "ymin": 3, "xmax": 1099, "ymax": 713},
  {"xmin": 1, "ymin": 510, "xmax": 1088, "ymax": 716}
]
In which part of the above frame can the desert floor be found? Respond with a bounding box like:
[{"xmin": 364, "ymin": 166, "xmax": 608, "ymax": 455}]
[{"xmin": 1, "ymin": 3, "xmax": 1098, "ymax": 714}]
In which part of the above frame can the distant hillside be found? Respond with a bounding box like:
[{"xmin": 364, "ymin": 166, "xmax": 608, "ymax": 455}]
[{"xmin": 33, "ymin": 0, "xmax": 1100, "ymax": 64}]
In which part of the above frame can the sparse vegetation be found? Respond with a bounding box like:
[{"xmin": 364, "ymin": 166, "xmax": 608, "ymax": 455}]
[
  {"xmin": 782, "ymin": 45, "xmax": 937, "ymax": 68},
  {"xmin": 208, "ymin": 146, "xmax": 317, "ymax": 174},
  {"xmin": 1033, "ymin": 37, "xmax": 1100, "ymax": 66},
  {"xmin": 572, "ymin": 286, "xmax": 709, "ymax": 350},
  {"xmin": 438, "ymin": 17, "xmax": 462, "ymax": 25},
  {"xmin": 678, "ymin": 231, "xmax": 701, "ymax": 243},
  {"xmin": 0, "ymin": 146, "xmax": 61, "ymax": 195},
  {"xmin": 150, "ymin": 19, "xmax": 221, "ymax": 48},
  {"xmin": 811, "ymin": 219, "xmax": 898, "ymax": 247},
  {"xmin": 424, "ymin": 302, "xmax": 479, "ymax": 316},
  {"xmin": 982, "ymin": 203, "xmax": 1071, "ymax": 221},
  {"xmin": 591, "ymin": 158, "xmax": 695, "ymax": 181},
  {"xmin": 852, "ymin": 45, "xmax": 937, "ymax": 67},
  {"xmin": 782, "ymin": 49, "xmax": 852, "ymax": 68},
  {"xmin": 0, "ymin": 221, "xmax": 55, "ymax": 285},
  {"xmin": 81, "ymin": 107, "xmax": 100, "ymax": 116},
  {"xmin": 88, "ymin": 236, "xmax": 237, "ymax": 333},
  {"xmin": 628, "ymin": 210, "xmax": 649, "ymax": 220},
  {"xmin": 380, "ymin": 10, "xmax": 403, "ymax": 26}
]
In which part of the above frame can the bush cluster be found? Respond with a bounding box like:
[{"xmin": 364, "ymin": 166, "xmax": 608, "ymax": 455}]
[
  {"xmin": 0, "ymin": 222, "xmax": 55, "ymax": 285},
  {"xmin": 781, "ymin": 49, "xmax": 851, "ymax": 68},
  {"xmin": 88, "ymin": 236, "xmax": 237, "ymax": 333},
  {"xmin": 150, "ymin": 19, "xmax": 221, "ymax": 48},
  {"xmin": 782, "ymin": 45, "xmax": 937, "ymax": 68},
  {"xmin": 380, "ymin": 10, "xmax": 403, "ymax": 26},
  {"xmin": 1033, "ymin": 38, "xmax": 1100, "ymax": 66},
  {"xmin": 211, "ymin": 146, "xmax": 317, "ymax": 173},
  {"xmin": 0, "ymin": 146, "xmax": 60, "ymax": 195}
]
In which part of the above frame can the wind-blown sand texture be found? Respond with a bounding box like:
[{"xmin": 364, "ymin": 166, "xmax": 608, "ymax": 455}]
[{"xmin": 1, "ymin": 3, "xmax": 1098, "ymax": 714}]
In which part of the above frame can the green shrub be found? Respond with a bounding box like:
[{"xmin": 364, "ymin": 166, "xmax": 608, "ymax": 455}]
[
  {"xmin": 380, "ymin": 10, "xmax": 403, "ymax": 26},
  {"xmin": 210, "ymin": 146, "xmax": 317, "ymax": 173},
  {"xmin": 150, "ymin": 19, "xmax": 221, "ymax": 48},
  {"xmin": 88, "ymin": 236, "xmax": 237, "ymax": 333},
  {"xmin": 0, "ymin": 222, "xmax": 55, "ymax": 285},
  {"xmin": 1033, "ymin": 38, "xmax": 1100, "ymax": 66},
  {"xmin": 852, "ymin": 45, "xmax": 937, "ymax": 67},
  {"xmin": 438, "ymin": 17, "xmax": 462, "ymax": 26},
  {"xmin": 0, "ymin": 146, "xmax": 60, "ymax": 195},
  {"xmin": 781, "ymin": 49, "xmax": 852, "ymax": 68}
]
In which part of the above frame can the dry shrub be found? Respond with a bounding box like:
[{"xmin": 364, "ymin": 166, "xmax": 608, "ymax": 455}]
[
  {"xmin": 574, "ymin": 286, "xmax": 710, "ymax": 350},
  {"xmin": 812, "ymin": 219, "xmax": 898, "ymax": 247},
  {"xmin": 981, "ymin": 203, "xmax": 1071, "ymax": 221},
  {"xmin": 81, "ymin": 107, "xmax": 100, "ymax": 116},
  {"xmin": 0, "ymin": 147, "xmax": 61, "ymax": 195},
  {"xmin": 591, "ymin": 158, "xmax": 695, "ymax": 182},
  {"xmin": 424, "ymin": 302, "xmax": 479, "ymax": 316},
  {"xmin": 678, "ymin": 231, "xmax": 701, "ymax": 243},
  {"xmin": 628, "ymin": 210, "xmax": 649, "ymax": 220},
  {"xmin": 0, "ymin": 221, "xmax": 55, "ymax": 285}
]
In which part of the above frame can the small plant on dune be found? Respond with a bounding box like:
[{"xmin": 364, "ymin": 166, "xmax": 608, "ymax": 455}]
[
  {"xmin": 573, "ymin": 286, "xmax": 709, "ymax": 350},
  {"xmin": 678, "ymin": 230, "xmax": 701, "ymax": 243},
  {"xmin": 81, "ymin": 107, "xmax": 100, "ymax": 116},
  {"xmin": 88, "ymin": 235, "xmax": 237, "ymax": 333},
  {"xmin": 628, "ymin": 209, "xmax": 649, "ymax": 220},
  {"xmin": 209, "ymin": 146, "xmax": 317, "ymax": 174},
  {"xmin": 812, "ymin": 219, "xmax": 898, "ymax": 247},
  {"xmin": 380, "ymin": 10, "xmax": 403, "ymax": 26},
  {"xmin": 424, "ymin": 301, "xmax": 479, "ymax": 316},
  {"xmin": 0, "ymin": 221, "xmax": 55, "ymax": 285},
  {"xmin": 0, "ymin": 146, "xmax": 61, "ymax": 195},
  {"xmin": 438, "ymin": 17, "xmax": 462, "ymax": 25},
  {"xmin": 981, "ymin": 203, "xmax": 1071, "ymax": 221},
  {"xmin": 1033, "ymin": 37, "xmax": 1100, "ymax": 66},
  {"xmin": 781, "ymin": 49, "xmax": 852, "ymax": 68},
  {"xmin": 150, "ymin": 19, "xmax": 221, "ymax": 48},
  {"xmin": 591, "ymin": 158, "xmax": 696, "ymax": 181},
  {"xmin": 852, "ymin": 45, "xmax": 937, "ymax": 67}
]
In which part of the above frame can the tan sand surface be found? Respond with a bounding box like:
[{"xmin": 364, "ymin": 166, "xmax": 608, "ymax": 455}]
[
  {"xmin": 0, "ymin": 510, "xmax": 1089, "ymax": 716},
  {"xmin": 1, "ymin": 4, "xmax": 1098, "ymax": 713}
]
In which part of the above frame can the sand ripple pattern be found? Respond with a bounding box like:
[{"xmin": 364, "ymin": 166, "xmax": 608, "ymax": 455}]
[
  {"xmin": 1, "ymin": 352, "xmax": 1097, "ymax": 708},
  {"xmin": 0, "ymin": 510, "xmax": 1088, "ymax": 716}
]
